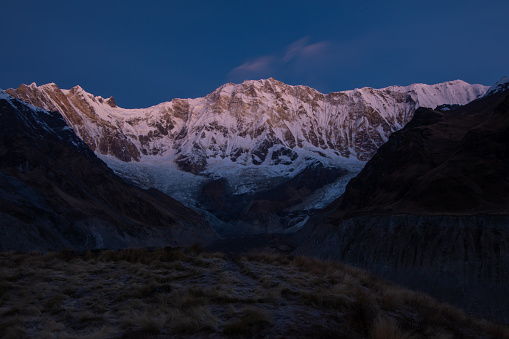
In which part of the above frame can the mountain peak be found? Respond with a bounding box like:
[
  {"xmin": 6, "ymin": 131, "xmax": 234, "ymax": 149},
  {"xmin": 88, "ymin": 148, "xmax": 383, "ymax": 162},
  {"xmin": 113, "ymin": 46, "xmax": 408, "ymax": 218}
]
[
  {"xmin": 39, "ymin": 82, "xmax": 60, "ymax": 91},
  {"xmin": 95, "ymin": 95, "xmax": 117, "ymax": 108},
  {"xmin": 0, "ymin": 90, "xmax": 217, "ymax": 251},
  {"xmin": 69, "ymin": 85, "xmax": 85, "ymax": 93},
  {"xmin": 105, "ymin": 96, "xmax": 116, "ymax": 108},
  {"xmin": 485, "ymin": 76, "xmax": 509, "ymax": 96},
  {"xmin": 7, "ymin": 78, "xmax": 489, "ymax": 169},
  {"xmin": 4, "ymin": 78, "xmax": 492, "ymax": 234}
]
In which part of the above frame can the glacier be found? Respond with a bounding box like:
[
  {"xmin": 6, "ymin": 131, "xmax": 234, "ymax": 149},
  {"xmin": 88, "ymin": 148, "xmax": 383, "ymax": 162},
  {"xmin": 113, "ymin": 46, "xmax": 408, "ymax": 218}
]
[{"xmin": 6, "ymin": 78, "xmax": 489, "ymax": 234}]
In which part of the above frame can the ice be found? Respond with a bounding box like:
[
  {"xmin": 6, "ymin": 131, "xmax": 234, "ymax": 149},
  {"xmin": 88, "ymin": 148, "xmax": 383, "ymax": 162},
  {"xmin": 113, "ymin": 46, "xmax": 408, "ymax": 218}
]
[
  {"xmin": 11, "ymin": 78, "xmax": 490, "ymax": 213},
  {"xmin": 98, "ymin": 153, "xmax": 209, "ymax": 208}
]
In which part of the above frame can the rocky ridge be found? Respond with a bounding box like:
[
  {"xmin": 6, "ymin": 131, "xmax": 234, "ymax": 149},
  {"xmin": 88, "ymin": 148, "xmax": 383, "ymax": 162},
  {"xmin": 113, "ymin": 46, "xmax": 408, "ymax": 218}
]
[
  {"xmin": 327, "ymin": 84, "xmax": 509, "ymax": 219},
  {"xmin": 6, "ymin": 79, "xmax": 488, "ymax": 172},
  {"xmin": 0, "ymin": 90, "xmax": 217, "ymax": 251},
  {"xmin": 295, "ymin": 81, "xmax": 509, "ymax": 321},
  {"xmin": 6, "ymin": 79, "xmax": 488, "ymax": 234}
]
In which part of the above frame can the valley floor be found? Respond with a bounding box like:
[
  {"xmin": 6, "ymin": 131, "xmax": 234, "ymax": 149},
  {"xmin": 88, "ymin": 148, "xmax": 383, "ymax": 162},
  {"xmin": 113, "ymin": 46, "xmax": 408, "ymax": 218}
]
[{"xmin": 0, "ymin": 247, "xmax": 507, "ymax": 338}]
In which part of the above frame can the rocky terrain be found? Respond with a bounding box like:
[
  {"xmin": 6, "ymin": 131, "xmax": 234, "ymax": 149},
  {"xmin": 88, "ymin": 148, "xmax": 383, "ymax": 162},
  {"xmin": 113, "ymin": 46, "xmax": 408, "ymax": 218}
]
[
  {"xmin": 295, "ymin": 80, "xmax": 509, "ymax": 322},
  {"xmin": 327, "ymin": 90, "xmax": 509, "ymax": 219},
  {"xmin": 2, "ymin": 76, "xmax": 507, "ymax": 325},
  {"xmin": 6, "ymin": 79, "xmax": 488, "ymax": 234},
  {"xmin": 0, "ymin": 91, "xmax": 217, "ymax": 251},
  {"xmin": 5, "ymin": 79, "xmax": 488, "ymax": 167},
  {"xmin": 1, "ymin": 247, "xmax": 507, "ymax": 338}
]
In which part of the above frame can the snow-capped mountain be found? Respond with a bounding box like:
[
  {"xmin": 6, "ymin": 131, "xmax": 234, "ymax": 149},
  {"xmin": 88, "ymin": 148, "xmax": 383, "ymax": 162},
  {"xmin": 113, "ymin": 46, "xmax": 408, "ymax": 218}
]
[
  {"xmin": 7, "ymin": 78, "xmax": 487, "ymax": 168},
  {"xmin": 6, "ymin": 78, "xmax": 488, "ymax": 233},
  {"xmin": 294, "ymin": 82, "xmax": 509, "ymax": 321},
  {"xmin": 485, "ymin": 76, "xmax": 509, "ymax": 96},
  {"xmin": 0, "ymin": 90, "xmax": 217, "ymax": 251}
]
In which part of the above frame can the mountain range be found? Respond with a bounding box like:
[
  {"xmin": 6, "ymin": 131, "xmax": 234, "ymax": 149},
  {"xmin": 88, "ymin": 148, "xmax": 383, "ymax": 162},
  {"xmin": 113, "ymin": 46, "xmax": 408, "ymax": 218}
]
[
  {"xmin": 0, "ymin": 90, "xmax": 217, "ymax": 251},
  {"xmin": 295, "ymin": 81, "xmax": 509, "ymax": 321},
  {"xmin": 5, "ymin": 78, "xmax": 488, "ymax": 234},
  {"xmin": 2, "ymin": 76, "xmax": 509, "ymax": 322}
]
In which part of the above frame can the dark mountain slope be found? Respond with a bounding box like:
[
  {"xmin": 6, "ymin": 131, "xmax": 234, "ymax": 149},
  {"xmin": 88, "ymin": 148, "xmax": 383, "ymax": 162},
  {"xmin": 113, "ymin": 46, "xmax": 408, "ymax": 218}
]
[
  {"xmin": 328, "ymin": 90, "xmax": 509, "ymax": 219},
  {"xmin": 0, "ymin": 92, "xmax": 217, "ymax": 251},
  {"xmin": 295, "ymin": 89, "xmax": 509, "ymax": 322},
  {"xmin": 5, "ymin": 80, "xmax": 486, "ymax": 235}
]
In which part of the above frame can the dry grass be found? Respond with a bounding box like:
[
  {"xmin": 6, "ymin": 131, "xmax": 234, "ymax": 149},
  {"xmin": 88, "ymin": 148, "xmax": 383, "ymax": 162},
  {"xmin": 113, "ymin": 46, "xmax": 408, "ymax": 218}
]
[
  {"xmin": 371, "ymin": 315, "xmax": 413, "ymax": 339},
  {"xmin": 0, "ymin": 248, "xmax": 506, "ymax": 338},
  {"xmin": 223, "ymin": 306, "xmax": 272, "ymax": 336}
]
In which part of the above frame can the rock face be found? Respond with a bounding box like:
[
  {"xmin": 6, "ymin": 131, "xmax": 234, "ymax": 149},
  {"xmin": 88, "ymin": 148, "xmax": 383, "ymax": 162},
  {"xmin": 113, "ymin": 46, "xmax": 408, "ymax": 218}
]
[
  {"xmin": 5, "ymin": 79, "xmax": 487, "ymax": 234},
  {"xmin": 295, "ymin": 87, "xmax": 509, "ymax": 321},
  {"xmin": 0, "ymin": 91, "xmax": 217, "ymax": 252},
  {"xmin": 327, "ymin": 88, "xmax": 509, "ymax": 220},
  {"xmin": 294, "ymin": 214, "xmax": 509, "ymax": 321},
  {"xmin": 199, "ymin": 162, "xmax": 348, "ymax": 235},
  {"xmin": 6, "ymin": 83, "xmax": 140, "ymax": 162},
  {"xmin": 6, "ymin": 79, "xmax": 487, "ymax": 170}
]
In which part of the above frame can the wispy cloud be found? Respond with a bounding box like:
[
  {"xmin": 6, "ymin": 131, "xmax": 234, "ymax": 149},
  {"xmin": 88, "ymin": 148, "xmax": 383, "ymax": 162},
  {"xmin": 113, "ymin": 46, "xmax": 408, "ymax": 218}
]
[
  {"xmin": 282, "ymin": 36, "xmax": 330, "ymax": 63},
  {"xmin": 231, "ymin": 56, "xmax": 275, "ymax": 74},
  {"xmin": 228, "ymin": 37, "xmax": 332, "ymax": 82}
]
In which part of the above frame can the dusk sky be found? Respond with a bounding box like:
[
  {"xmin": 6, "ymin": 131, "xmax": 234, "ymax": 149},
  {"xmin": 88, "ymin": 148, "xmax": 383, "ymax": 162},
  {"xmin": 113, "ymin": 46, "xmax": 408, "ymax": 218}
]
[{"xmin": 1, "ymin": 0, "xmax": 508, "ymax": 108}]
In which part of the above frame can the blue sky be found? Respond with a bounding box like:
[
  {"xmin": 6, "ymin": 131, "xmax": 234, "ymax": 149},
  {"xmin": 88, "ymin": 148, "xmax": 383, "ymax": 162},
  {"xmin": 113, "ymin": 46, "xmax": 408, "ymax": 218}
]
[{"xmin": 1, "ymin": 0, "xmax": 508, "ymax": 108}]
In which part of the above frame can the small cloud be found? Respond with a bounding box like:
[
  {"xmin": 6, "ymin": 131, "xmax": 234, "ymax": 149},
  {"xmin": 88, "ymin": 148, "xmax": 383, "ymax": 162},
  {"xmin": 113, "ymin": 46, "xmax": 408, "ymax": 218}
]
[
  {"xmin": 282, "ymin": 37, "xmax": 310, "ymax": 63},
  {"xmin": 231, "ymin": 56, "xmax": 275, "ymax": 75},
  {"xmin": 282, "ymin": 37, "xmax": 330, "ymax": 63},
  {"xmin": 300, "ymin": 41, "xmax": 329, "ymax": 58},
  {"xmin": 227, "ymin": 37, "xmax": 332, "ymax": 83}
]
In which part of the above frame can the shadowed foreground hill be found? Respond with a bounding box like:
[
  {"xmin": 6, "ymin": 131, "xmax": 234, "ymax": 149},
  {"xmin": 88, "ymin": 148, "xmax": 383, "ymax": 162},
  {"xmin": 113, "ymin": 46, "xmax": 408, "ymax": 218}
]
[
  {"xmin": 0, "ymin": 91, "xmax": 217, "ymax": 251},
  {"xmin": 329, "ymin": 90, "xmax": 509, "ymax": 218},
  {"xmin": 295, "ymin": 89, "xmax": 509, "ymax": 322},
  {"xmin": 0, "ymin": 248, "xmax": 507, "ymax": 338}
]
